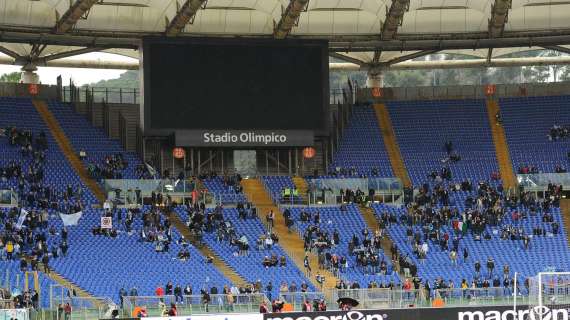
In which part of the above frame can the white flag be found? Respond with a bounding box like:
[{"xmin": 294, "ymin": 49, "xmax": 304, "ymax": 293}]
[
  {"xmin": 15, "ymin": 209, "xmax": 28, "ymax": 230},
  {"xmin": 59, "ymin": 211, "xmax": 83, "ymax": 226},
  {"xmin": 145, "ymin": 162, "xmax": 157, "ymax": 178}
]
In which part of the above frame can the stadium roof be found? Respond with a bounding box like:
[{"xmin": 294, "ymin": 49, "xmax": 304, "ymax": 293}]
[{"xmin": 1, "ymin": 0, "xmax": 570, "ymax": 69}]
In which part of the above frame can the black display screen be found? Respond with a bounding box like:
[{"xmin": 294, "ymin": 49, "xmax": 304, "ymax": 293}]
[{"xmin": 142, "ymin": 38, "xmax": 328, "ymax": 133}]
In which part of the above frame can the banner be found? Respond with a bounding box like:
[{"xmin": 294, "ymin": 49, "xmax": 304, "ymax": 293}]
[
  {"xmin": 59, "ymin": 211, "xmax": 83, "ymax": 226},
  {"xmin": 263, "ymin": 305, "xmax": 539, "ymax": 320},
  {"xmin": 15, "ymin": 209, "xmax": 28, "ymax": 230},
  {"xmin": 101, "ymin": 217, "xmax": 113, "ymax": 229},
  {"xmin": 175, "ymin": 130, "xmax": 314, "ymax": 147}
]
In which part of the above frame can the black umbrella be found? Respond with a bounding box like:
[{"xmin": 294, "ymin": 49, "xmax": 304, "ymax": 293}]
[{"xmin": 337, "ymin": 297, "xmax": 359, "ymax": 307}]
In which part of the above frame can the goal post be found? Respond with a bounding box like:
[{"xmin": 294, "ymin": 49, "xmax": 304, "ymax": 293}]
[{"xmin": 528, "ymin": 272, "xmax": 570, "ymax": 320}]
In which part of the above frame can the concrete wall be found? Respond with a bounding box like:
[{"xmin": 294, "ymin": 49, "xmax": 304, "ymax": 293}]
[
  {"xmin": 0, "ymin": 83, "xmax": 59, "ymax": 100},
  {"xmin": 99, "ymin": 103, "xmax": 139, "ymax": 151},
  {"xmin": 357, "ymin": 81, "xmax": 570, "ymax": 102}
]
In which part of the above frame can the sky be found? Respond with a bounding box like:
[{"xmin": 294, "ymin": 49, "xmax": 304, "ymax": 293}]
[{"xmin": 0, "ymin": 52, "xmax": 137, "ymax": 86}]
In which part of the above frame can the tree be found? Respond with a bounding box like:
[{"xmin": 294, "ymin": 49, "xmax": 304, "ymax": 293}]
[
  {"xmin": 89, "ymin": 70, "xmax": 139, "ymax": 88},
  {"xmin": 0, "ymin": 72, "xmax": 21, "ymax": 83}
]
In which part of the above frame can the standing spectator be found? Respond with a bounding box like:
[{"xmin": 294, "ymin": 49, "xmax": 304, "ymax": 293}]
[
  {"xmin": 42, "ymin": 254, "xmax": 49, "ymax": 274},
  {"xmin": 156, "ymin": 285, "xmax": 164, "ymax": 303},
  {"xmin": 165, "ymin": 281, "xmax": 173, "ymax": 295},
  {"xmin": 201, "ymin": 289, "xmax": 211, "ymax": 312},
  {"xmin": 304, "ymin": 254, "xmax": 312, "ymax": 276},
  {"xmin": 226, "ymin": 291, "xmax": 234, "ymax": 312},
  {"xmin": 302, "ymin": 300, "xmax": 312, "ymax": 312},
  {"xmin": 523, "ymin": 235, "xmax": 530, "ymax": 250},
  {"xmin": 266, "ymin": 210, "xmax": 274, "ymax": 230},
  {"xmin": 129, "ymin": 287, "xmax": 138, "ymax": 306},
  {"xmin": 174, "ymin": 284, "xmax": 183, "ymax": 303},
  {"xmin": 119, "ymin": 288, "xmax": 127, "ymax": 308},
  {"xmin": 486, "ymin": 257, "xmax": 495, "ymax": 278},
  {"xmin": 259, "ymin": 301, "xmax": 269, "ymax": 314},
  {"xmin": 168, "ymin": 303, "xmax": 177, "ymax": 316},
  {"xmin": 449, "ymin": 250, "xmax": 457, "ymax": 266},
  {"xmin": 63, "ymin": 302, "xmax": 72, "ymax": 320}
]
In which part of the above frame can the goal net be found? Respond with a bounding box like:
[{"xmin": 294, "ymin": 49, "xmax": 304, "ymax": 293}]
[{"xmin": 527, "ymin": 272, "xmax": 570, "ymax": 320}]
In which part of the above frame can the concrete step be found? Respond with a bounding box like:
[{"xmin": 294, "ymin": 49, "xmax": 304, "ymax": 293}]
[
  {"xmin": 486, "ymin": 99, "xmax": 517, "ymax": 189},
  {"xmin": 241, "ymin": 178, "xmax": 341, "ymax": 291},
  {"xmin": 167, "ymin": 211, "xmax": 248, "ymax": 286},
  {"xmin": 32, "ymin": 99, "xmax": 106, "ymax": 203},
  {"xmin": 373, "ymin": 104, "xmax": 412, "ymax": 188}
]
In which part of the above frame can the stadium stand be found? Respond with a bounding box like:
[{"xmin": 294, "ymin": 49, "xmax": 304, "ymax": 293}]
[
  {"xmin": 45, "ymin": 101, "xmax": 143, "ymax": 180},
  {"xmin": 49, "ymin": 206, "xmax": 231, "ymax": 303},
  {"xmin": 262, "ymin": 176, "xmax": 304, "ymax": 204},
  {"xmin": 2, "ymin": 91, "xmax": 570, "ymax": 313},
  {"xmin": 0, "ymin": 215, "xmax": 58, "ymax": 308},
  {"xmin": 372, "ymin": 201, "xmax": 569, "ymax": 293},
  {"xmin": 0, "ymin": 97, "xmax": 97, "ymax": 307},
  {"xmin": 330, "ymin": 107, "xmax": 394, "ymax": 177},
  {"xmin": 200, "ymin": 176, "xmax": 247, "ymax": 204},
  {"xmin": 287, "ymin": 204, "xmax": 400, "ymax": 288},
  {"xmin": 173, "ymin": 205, "xmax": 314, "ymax": 299},
  {"xmin": 500, "ymin": 96, "xmax": 570, "ymax": 173},
  {"xmin": 387, "ymin": 99, "xmax": 499, "ymax": 187}
]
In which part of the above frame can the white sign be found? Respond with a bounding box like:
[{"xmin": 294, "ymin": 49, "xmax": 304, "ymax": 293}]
[{"xmin": 101, "ymin": 217, "xmax": 113, "ymax": 229}]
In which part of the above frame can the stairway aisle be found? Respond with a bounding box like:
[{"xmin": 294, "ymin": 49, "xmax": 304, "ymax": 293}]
[
  {"xmin": 167, "ymin": 211, "xmax": 247, "ymax": 286},
  {"xmin": 40, "ymin": 266, "xmax": 104, "ymax": 308},
  {"xmin": 486, "ymin": 99, "xmax": 518, "ymax": 190},
  {"xmin": 373, "ymin": 104, "xmax": 412, "ymax": 188},
  {"xmin": 560, "ymin": 200, "xmax": 570, "ymax": 247},
  {"xmin": 32, "ymin": 99, "xmax": 106, "ymax": 203},
  {"xmin": 358, "ymin": 207, "xmax": 402, "ymax": 276},
  {"xmin": 292, "ymin": 176, "xmax": 309, "ymax": 203},
  {"xmin": 241, "ymin": 178, "xmax": 339, "ymax": 290}
]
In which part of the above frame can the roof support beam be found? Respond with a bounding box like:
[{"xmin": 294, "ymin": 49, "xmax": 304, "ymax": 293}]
[
  {"xmin": 54, "ymin": 0, "xmax": 99, "ymax": 34},
  {"xmin": 0, "ymin": 55, "xmax": 567, "ymax": 71},
  {"xmin": 330, "ymin": 56, "xmax": 570, "ymax": 71},
  {"xmin": 373, "ymin": 0, "xmax": 410, "ymax": 63},
  {"xmin": 329, "ymin": 52, "xmax": 366, "ymax": 66},
  {"xmin": 486, "ymin": 0, "xmax": 512, "ymax": 64},
  {"xmin": 0, "ymin": 45, "xmax": 22, "ymax": 59},
  {"xmin": 329, "ymin": 34, "xmax": 570, "ymax": 52},
  {"xmin": 165, "ymin": 0, "xmax": 208, "ymax": 37},
  {"xmin": 40, "ymin": 47, "xmax": 103, "ymax": 62},
  {"xmin": 488, "ymin": 0, "xmax": 511, "ymax": 38},
  {"xmin": 368, "ymin": 50, "xmax": 438, "ymax": 74},
  {"xmin": 384, "ymin": 50, "xmax": 438, "ymax": 66},
  {"xmin": 273, "ymin": 0, "xmax": 310, "ymax": 39},
  {"xmin": 542, "ymin": 45, "xmax": 570, "ymax": 55}
]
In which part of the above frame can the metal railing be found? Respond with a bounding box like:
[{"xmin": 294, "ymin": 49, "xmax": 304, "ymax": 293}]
[
  {"xmin": 63, "ymin": 86, "xmax": 348, "ymax": 105},
  {"xmin": 122, "ymin": 294, "xmax": 266, "ymax": 316},
  {"xmin": 102, "ymin": 179, "xmax": 249, "ymax": 206},
  {"xmin": 326, "ymin": 287, "xmax": 533, "ymax": 309},
  {"xmin": 0, "ymin": 308, "xmax": 28, "ymax": 320},
  {"xmin": 273, "ymin": 191, "xmax": 404, "ymax": 206},
  {"xmin": 0, "ymin": 190, "xmax": 18, "ymax": 207},
  {"xmin": 62, "ymin": 87, "xmax": 139, "ymax": 105},
  {"xmin": 278, "ymin": 292, "xmax": 326, "ymax": 306},
  {"xmin": 517, "ymin": 173, "xmax": 570, "ymax": 191}
]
